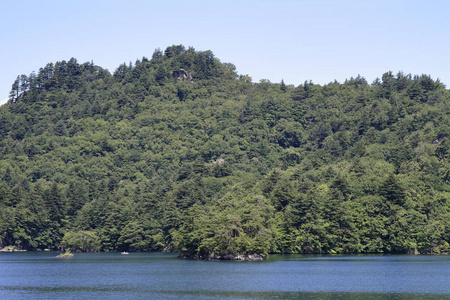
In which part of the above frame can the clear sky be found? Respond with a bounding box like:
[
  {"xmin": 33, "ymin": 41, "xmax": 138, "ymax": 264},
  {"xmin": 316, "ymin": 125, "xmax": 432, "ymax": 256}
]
[{"xmin": 1, "ymin": 0, "xmax": 449, "ymax": 105}]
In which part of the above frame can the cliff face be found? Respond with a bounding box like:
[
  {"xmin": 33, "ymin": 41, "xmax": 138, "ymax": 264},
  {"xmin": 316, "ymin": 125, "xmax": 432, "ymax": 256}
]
[{"xmin": 172, "ymin": 69, "xmax": 194, "ymax": 83}]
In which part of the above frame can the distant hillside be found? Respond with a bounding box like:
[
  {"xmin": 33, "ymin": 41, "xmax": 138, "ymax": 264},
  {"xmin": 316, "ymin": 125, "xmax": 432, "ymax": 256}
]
[{"xmin": 0, "ymin": 45, "xmax": 449, "ymax": 258}]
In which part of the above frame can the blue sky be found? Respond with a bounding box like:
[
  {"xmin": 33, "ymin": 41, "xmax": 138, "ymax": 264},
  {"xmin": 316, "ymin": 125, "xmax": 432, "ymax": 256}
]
[{"xmin": 1, "ymin": 0, "xmax": 449, "ymax": 105}]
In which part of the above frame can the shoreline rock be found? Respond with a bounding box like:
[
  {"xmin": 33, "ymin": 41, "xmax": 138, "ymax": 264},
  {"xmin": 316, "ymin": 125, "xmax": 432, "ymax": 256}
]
[{"xmin": 0, "ymin": 246, "xmax": 27, "ymax": 252}]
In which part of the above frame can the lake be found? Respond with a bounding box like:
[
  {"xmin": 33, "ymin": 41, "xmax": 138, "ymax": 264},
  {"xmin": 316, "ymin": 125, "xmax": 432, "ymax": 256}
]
[{"xmin": 0, "ymin": 252, "xmax": 449, "ymax": 299}]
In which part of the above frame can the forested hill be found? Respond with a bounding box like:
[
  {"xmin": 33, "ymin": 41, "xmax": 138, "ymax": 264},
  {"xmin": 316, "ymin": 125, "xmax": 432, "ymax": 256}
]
[{"xmin": 1, "ymin": 45, "xmax": 449, "ymax": 258}]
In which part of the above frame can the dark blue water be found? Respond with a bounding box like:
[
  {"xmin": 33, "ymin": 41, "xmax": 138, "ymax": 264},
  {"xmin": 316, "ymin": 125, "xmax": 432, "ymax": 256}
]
[{"xmin": 0, "ymin": 252, "xmax": 449, "ymax": 299}]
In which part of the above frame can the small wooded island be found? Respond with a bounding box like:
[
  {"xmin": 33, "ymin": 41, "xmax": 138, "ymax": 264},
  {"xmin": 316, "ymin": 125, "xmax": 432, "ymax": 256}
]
[
  {"xmin": 0, "ymin": 45, "xmax": 449, "ymax": 259},
  {"xmin": 56, "ymin": 251, "xmax": 74, "ymax": 258}
]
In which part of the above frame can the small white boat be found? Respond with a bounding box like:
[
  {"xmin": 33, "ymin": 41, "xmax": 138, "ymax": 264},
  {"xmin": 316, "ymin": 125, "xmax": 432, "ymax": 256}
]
[{"xmin": 121, "ymin": 252, "xmax": 129, "ymax": 255}]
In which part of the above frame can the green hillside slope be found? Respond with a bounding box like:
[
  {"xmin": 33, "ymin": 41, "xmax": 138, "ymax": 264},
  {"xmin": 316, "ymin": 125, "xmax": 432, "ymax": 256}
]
[{"xmin": 1, "ymin": 45, "xmax": 449, "ymax": 258}]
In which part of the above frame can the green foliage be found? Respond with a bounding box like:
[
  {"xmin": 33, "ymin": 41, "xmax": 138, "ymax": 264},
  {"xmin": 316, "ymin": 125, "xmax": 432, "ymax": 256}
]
[
  {"xmin": 61, "ymin": 230, "xmax": 100, "ymax": 252},
  {"xmin": 173, "ymin": 183, "xmax": 275, "ymax": 257},
  {"xmin": 1, "ymin": 45, "xmax": 449, "ymax": 256}
]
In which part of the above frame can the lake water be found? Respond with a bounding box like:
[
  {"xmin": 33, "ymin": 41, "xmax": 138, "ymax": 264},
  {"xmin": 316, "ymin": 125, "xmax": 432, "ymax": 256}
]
[{"xmin": 0, "ymin": 252, "xmax": 449, "ymax": 299}]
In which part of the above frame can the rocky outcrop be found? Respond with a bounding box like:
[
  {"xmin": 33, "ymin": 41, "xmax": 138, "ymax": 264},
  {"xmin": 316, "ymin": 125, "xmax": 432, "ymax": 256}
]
[
  {"xmin": 208, "ymin": 158, "xmax": 225, "ymax": 166},
  {"xmin": 172, "ymin": 69, "xmax": 194, "ymax": 83},
  {"xmin": 179, "ymin": 252, "xmax": 265, "ymax": 261}
]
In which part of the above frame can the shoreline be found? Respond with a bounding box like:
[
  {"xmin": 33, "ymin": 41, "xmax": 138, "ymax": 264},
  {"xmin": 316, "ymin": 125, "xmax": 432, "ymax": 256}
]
[{"xmin": 179, "ymin": 253, "xmax": 265, "ymax": 261}]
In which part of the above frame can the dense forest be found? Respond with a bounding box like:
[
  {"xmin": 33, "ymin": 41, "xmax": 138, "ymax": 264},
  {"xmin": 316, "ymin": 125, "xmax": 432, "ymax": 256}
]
[{"xmin": 0, "ymin": 45, "xmax": 449, "ymax": 258}]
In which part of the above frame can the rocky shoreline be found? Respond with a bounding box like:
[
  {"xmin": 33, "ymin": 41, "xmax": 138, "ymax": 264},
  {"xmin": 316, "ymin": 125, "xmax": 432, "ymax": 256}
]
[
  {"xmin": 179, "ymin": 252, "xmax": 265, "ymax": 261},
  {"xmin": 0, "ymin": 247, "xmax": 27, "ymax": 252}
]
